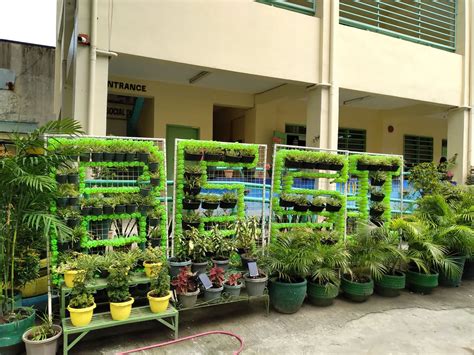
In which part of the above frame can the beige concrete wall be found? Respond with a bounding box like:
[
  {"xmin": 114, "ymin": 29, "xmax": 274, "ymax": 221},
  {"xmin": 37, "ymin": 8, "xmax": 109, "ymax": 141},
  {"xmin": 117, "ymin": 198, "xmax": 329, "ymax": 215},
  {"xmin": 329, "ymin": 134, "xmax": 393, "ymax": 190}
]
[
  {"xmin": 337, "ymin": 25, "xmax": 464, "ymax": 107},
  {"xmin": 108, "ymin": 76, "xmax": 253, "ymax": 140},
  {"xmin": 108, "ymin": 0, "xmax": 320, "ymax": 83}
]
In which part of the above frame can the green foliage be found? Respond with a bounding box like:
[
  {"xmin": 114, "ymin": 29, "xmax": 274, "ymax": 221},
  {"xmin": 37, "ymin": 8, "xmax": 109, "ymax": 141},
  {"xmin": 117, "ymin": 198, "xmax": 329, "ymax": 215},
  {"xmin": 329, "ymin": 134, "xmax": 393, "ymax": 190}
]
[
  {"xmin": 293, "ymin": 195, "xmax": 310, "ymax": 206},
  {"xmin": 27, "ymin": 313, "xmax": 59, "ymax": 341},
  {"xmin": 69, "ymin": 273, "xmax": 94, "ymax": 309},
  {"xmin": 185, "ymin": 227, "xmax": 209, "ymax": 262},
  {"xmin": 261, "ymin": 230, "xmax": 314, "ymax": 282},
  {"xmin": 221, "ymin": 192, "xmax": 238, "ymax": 202},
  {"xmin": 326, "ymin": 197, "xmax": 341, "ymax": 207},
  {"xmin": 311, "ymin": 196, "xmax": 325, "ymax": 206},
  {"xmin": 143, "ymin": 246, "xmax": 163, "ymax": 263},
  {"xmin": 225, "ymin": 149, "xmax": 241, "ymax": 157},
  {"xmin": 357, "ymin": 155, "xmax": 401, "ymax": 167},
  {"xmin": 235, "ymin": 217, "xmax": 260, "ymax": 255},
  {"xmin": 201, "ymin": 194, "xmax": 221, "ymax": 203},
  {"xmin": 107, "ymin": 264, "xmax": 131, "ymax": 303},
  {"xmin": 0, "ymin": 119, "xmax": 82, "ymax": 313},
  {"xmin": 183, "ymin": 211, "xmax": 201, "ymax": 223},
  {"xmin": 408, "ymin": 162, "xmax": 445, "ymax": 195},
  {"xmin": 370, "ymin": 171, "xmax": 387, "ymax": 182},
  {"xmin": 149, "ymin": 267, "xmax": 170, "ymax": 298},
  {"xmin": 210, "ymin": 225, "xmax": 235, "ymax": 258},
  {"xmin": 309, "ymin": 242, "xmax": 350, "ymax": 287},
  {"xmin": 185, "ymin": 165, "xmax": 202, "ymax": 174},
  {"xmin": 370, "ymin": 201, "xmax": 386, "ymax": 212}
]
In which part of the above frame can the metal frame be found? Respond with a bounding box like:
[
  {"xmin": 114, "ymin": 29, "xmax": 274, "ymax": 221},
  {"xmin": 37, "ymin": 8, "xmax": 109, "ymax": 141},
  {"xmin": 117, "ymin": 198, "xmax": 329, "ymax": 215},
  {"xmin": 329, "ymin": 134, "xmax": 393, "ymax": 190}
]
[
  {"xmin": 44, "ymin": 134, "xmax": 169, "ymax": 319},
  {"xmin": 256, "ymin": 0, "xmax": 316, "ymax": 15},
  {"xmin": 172, "ymin": 139, "xmax": 268, "ymax": 252}
]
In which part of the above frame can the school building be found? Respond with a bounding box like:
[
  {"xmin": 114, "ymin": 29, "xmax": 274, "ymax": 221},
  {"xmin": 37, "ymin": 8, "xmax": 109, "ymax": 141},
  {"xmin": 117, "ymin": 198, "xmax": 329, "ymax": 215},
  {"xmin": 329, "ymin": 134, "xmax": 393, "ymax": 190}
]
[{"xmin": 54, "ymin": 0, "xmax": 473, "ymax": 182}]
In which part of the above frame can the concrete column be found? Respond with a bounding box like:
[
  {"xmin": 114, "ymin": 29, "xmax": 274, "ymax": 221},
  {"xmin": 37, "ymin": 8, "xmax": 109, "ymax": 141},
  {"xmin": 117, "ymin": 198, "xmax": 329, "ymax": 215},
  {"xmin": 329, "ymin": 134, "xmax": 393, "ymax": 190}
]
[
  {"xmin": 447, "ymin": 109, "xmax": 470, "ymax": 183},
  {"xmin": 306, "ymin": 0, "xmax": 339, "ymax": 150}
]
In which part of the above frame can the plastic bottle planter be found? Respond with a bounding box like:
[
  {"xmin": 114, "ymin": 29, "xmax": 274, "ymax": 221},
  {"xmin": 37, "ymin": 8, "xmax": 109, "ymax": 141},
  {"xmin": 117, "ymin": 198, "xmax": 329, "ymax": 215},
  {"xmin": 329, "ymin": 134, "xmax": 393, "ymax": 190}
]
[
  {"xmin": 183, "ymin": 199, "xmax": 201, "ymax": 210},
  {"xmin": 184, "ymin": 151, "xmax": 202, "ymax": 161},
  {"xmin": 341, "ymin": 275, "xmax": 374, "ymax": 302},
  {"xmin": 307, "ymin": 282, "xmax": 339, "ymax": 307},
  {"xmin": 357, "ymin": 163, "xmax": 399, "ymax": 172},
  {"xmin": 202, "ymin": 201, "xmax": 219, "ymax": 210},
  {"xmin": 203, "ymin": 152, "xmax": 223, "ymax": 162},
  {"xmin": 137, "ymin": 152, "xmax": 150, "ymax": 163},
  {"xmin": 279, "ymin": 197, "xmax": 295, "ymax": 208},
  {"xmin": 126, "ymin": 204, "xmax": 138, "ymax": 214},
  {"xmin": 103, "ymin": 205, "xmax": 114, "ymax": 215},
  {"xmin": 220, "ymin": 200, "xmax": 237, "ymax": 209},
  {"xmin": 309, "ymin": 204, "xmax": 325, "ymax": 213},
  {"xmin": 325, "ymin": 204, "xmax": 342, "ymax": 212},
  {"xmin": 374, "ymin": 271, "xmax": 406, "ymax": 297}
]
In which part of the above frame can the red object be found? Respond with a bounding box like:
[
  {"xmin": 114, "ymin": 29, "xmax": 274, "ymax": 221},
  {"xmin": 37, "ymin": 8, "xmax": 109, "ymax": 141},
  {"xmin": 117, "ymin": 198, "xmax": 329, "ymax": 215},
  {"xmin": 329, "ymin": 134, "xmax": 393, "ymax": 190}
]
[
  {"xmin": 116, "ymin": 330, "xmax": 244, "ymax": 355},
  {"xmin": 209, "ymin": 265, "xmax": 225, "ymax": 287},
  {"xmin": 78, "ymin": 34, "xmax": 90, "ymax": 45}
]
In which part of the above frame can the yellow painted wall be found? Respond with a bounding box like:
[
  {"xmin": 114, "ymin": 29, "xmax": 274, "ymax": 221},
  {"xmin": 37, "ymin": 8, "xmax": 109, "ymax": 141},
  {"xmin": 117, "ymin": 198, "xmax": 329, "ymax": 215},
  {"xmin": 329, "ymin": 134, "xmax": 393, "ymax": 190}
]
[
  {"xmin": 108, "ymin": 76, "xmax": 253, "ymax": 140},
  {"xmin": 337, "ymin": 25, "xmax": 463, "ymax": 106},
  {"xmin": 109, "ymin": 0, "xmax": 320, "ymax": 84}
]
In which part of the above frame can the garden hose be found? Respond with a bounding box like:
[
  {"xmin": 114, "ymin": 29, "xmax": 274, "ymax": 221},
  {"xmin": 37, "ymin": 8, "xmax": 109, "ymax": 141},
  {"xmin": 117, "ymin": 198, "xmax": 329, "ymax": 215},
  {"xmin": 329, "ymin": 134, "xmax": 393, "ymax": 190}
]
[{"xmin": 116, "ymin": 330, "xmax": 244, "ymax": 355}]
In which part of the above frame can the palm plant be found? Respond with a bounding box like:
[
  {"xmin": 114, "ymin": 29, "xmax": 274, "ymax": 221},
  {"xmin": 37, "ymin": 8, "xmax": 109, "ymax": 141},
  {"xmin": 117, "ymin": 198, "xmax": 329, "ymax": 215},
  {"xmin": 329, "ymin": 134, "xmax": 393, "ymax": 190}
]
[
  {"xmin": 0, "ymin": 119, "xmax": 82, "ymax": 317},
  {"xmin": 309, "ymin": 242, "xmax": 350, "ymax": 287}
]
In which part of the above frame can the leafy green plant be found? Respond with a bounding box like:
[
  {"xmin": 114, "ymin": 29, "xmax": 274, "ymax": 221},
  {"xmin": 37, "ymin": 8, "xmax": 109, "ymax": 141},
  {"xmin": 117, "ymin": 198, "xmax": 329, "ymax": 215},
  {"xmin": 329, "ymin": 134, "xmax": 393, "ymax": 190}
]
[
  {"xmin": 69, "ymin": 272, "xmax": 94, "ymax": 309},
  {"xmin": 205, "ymin": 146, "xmax": 224, "ymax": 155},
  {"xmin": 235, "ymin": 217, "xmax": 260, "ymax": 255},
  {"xmin": 309, "ymin": 242, "xmax": 350, "ymax": 287},
  {"xmin": 221, "ymin": 192, "xmax": 237, "ymax": 202},
  {"xmin": 280, "ymin": 193, "xmax": 295, "ymax": 202},
  {"xmin": 107, "ymin": 263, "xmax": 131, "ymax": 303},
  {"xmin": 143, "ymin": 246, "xmax": 163, "ymax": 263},
  {"xmin": 183, "ymin": 211, "xmax": 201, "ymax": 223},
  {"xmin": 26, "ymin": 313, "xmax": 60, "ymax": 341},
  {"xmin": 240, "ymin": 148, "xmax": 255, "ymax": 157},
  {"xmin": 185, "ymin": 146, "xmax": 202, "ymax": 155},
  {"xmin": 311, "ymin": 197, "xmax": 325, "ymax": 206},
  {"xmin": 370, "ymin": 202, "xmax": 386, "ymax": 212},
  {"xmin": 294, "ymin": 195, "xmax": 310, "ymax": 206},
  {"xmin": 210, "ymin": 225, "xmax": 235, "ymax": 259},
  {"xmin": 185, "ymin": 165, "xmax": 202, "ymax": 174},
  {"xmin": 261, "ymin": 230, "xmax": 313, "ymax": 283},
  {"xmin": 201, "ymin": 194, "xmax": 221, "ymax": 203},
  {"xmin": 149, "ymin": 267, "xmax": 170, "ymax": 298},
  {"xmin": 185, "ymin": 227, "xmax": 209, "ymax": 263},
  {"xmin": 326, "ymin": 197, "xmax": 341, "ymax": 207},
  {"xmin": 225, "ymin": 149, "xmax": 241, "ymax": 157},
  {"xmin": 57, "ymin": 184, "xmax": 79, "ymax": 198},
  {"xmin": 370, "ymin": 171, "xmax": 387, "ymax": 183}
]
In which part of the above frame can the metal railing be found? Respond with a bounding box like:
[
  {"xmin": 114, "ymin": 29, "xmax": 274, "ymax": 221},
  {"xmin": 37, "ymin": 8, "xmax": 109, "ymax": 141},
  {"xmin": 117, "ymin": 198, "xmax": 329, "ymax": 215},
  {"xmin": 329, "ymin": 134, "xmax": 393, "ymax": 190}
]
[
  {"xmin": 340, "ymin": 0, "xmax": 457, "ymax": 52},
  {"xmin": 256, "ymin": 0, "xmax": 316, "ymax": 15}
]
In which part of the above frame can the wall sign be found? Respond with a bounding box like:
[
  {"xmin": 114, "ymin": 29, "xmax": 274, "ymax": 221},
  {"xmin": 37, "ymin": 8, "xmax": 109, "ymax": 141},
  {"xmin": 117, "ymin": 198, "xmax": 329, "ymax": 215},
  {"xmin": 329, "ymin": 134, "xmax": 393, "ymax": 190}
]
[{"xmin": 108, "ymin": 80, "xmax": 147, "ymax": 92}]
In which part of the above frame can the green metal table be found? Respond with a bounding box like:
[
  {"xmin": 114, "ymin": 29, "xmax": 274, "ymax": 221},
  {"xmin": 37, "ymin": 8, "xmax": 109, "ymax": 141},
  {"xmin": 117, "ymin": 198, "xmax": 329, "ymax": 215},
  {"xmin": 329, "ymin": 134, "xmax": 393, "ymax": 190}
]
[{"xmin": 62, "ymin": 305, "xmax": 179, "ymax": 354}]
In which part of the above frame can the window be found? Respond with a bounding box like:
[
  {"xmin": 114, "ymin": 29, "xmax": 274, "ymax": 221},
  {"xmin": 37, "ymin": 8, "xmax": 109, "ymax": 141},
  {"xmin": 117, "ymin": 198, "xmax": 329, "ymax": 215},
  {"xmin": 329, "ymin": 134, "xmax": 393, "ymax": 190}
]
[
  {"xmin": 442, "ymin": 139, "xmax": 448, "ymax": 158},
  {"xmin": 338, "ymin": 128, "xmax": 366, "ymax": 152},
  {"xmin": 404, "ymin": 135, "xmax": 434, "ymax": 167}
]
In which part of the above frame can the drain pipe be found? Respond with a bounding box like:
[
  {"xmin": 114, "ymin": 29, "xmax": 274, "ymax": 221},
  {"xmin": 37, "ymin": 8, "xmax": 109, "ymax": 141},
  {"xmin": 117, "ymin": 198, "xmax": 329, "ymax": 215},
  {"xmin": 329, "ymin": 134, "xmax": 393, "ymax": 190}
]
[
  {"xmin": 87, "ymin": 0, "xmax": 98, "ymax": 134},
  {"xmin": 327, "ymin": 0, "xmax": 337, "ymax": 149}
]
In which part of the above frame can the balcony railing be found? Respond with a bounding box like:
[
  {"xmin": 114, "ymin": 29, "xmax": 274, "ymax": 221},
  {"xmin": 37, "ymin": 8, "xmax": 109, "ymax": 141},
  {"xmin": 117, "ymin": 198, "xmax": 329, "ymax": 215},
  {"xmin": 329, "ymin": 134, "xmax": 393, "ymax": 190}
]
[
  {"xmin": 257, "ymin": 0, "xmax": 316, "ymax": 15},
  {"xmin": 340, "ymin": 0, "xmax": 457, "ymax": 52}
]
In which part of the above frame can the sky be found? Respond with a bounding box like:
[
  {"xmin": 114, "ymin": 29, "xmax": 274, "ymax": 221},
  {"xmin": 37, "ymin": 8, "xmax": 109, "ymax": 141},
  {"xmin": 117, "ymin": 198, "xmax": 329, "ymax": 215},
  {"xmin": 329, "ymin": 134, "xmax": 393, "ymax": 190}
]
[{"xmin": 0, "ymin": 0, "xmax": 56, "ymax": 47}]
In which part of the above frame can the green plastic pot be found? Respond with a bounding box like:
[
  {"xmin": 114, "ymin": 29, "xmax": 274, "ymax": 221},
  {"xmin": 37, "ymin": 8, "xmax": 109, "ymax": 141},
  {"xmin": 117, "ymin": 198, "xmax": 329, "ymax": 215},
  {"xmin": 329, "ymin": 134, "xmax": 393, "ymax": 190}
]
[
  {"xmin": 341, "ymin": 275, "xmax": 373, "ymax": 302},
  {"xmin": 462, "ymin": 257, "xmax": 474, "ymax": 280},
  {"xmin": 439, "ymin": 256, "xmax": 466, "ymax": 287},
  {"xmin": 0, "ymin": 308, "xmax": 35, "ymax": 348},
  {"xmin": 269, "ymin": 278, "xmax": 307, "ymax": 314},
  {"xmin": 375, "ymin": 271, "xmax": 406, "ymax": 297},
  {"xmin": 406, "ymin": 269, "xmax": 438, "ymax": 294},
  {"xmin": 307, "ymin": 281, "xmax": 339, "ymax": 307}
]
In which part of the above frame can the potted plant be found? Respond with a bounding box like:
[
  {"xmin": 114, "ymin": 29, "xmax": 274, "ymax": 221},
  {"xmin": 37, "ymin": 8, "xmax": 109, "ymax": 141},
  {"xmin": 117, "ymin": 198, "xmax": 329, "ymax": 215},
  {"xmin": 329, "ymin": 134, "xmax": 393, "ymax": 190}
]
[
  {"xmin": 56, "ymin": 253, "xmax": 96, "ymax": 288},
  {"xmin": 137, "ymin": 146, "xmax": 150, "ymax": 163},
  {"xmin": 184, "ymin": 146, "xmax": 202, "ymax": 161},
  {"xmin": 316, "ymin": 152, "xmax": 345, "ymax": 171},
  {"xmin": 201, "ymin": 194, "xmax": 221, "ymax": 210},
  {"xmin": 183, "ymin": 194, "xmax": 201, "ymax": 210},
  {"xmin": 67, "ymin": 276, "xmax": 96, "ymax": 327},
  {"xmin": 150, "ymin": 171, "xmax": 160, "ymax": 187},
  {"xmin": 143, "ymin": 246, "xmax": 163, "ymax": 277},
  {"xmin": 279, "ymin": 193, "xmax": 295, "ymax": 208},
  {"xmin": 79, "ymin": 145, "xmax": 91, "ymax": 162},
  {"xmin": 371, "ymin": 225, "xmax": 409, "ymax": 297},
  {"xmin": 235, "ymin": 217, "xmax": 260, "ymax": 268},
  {"xmin": 171, "ymin": 267, "xmax": 200, "ymax": 308},
  {"xmin": 307, "ymin": 241, "xmax": 349, "ymax": 306},
  {"xmin": 113, "ymin": 195, "xmax": 126, "ymax": 214},
  {"xmin": 103, "ymin": 149, "xmax": 115, "ymax": 162},
  {"xmin": 184, "ymin": 175, "xmax": 201, "ymax": 196},
  {"xmin": 224, "ymin": 149, "xmax": 241, "ymax": 163},
  {"xmin": 240, "ymin": 148, "xmax": 256, "ymax": 163},
  {"xmin": 284, "ymin": 153, "xmax": 303, "ymax": 169},
  {"xmin": 107, "ymin": 262, "xmax": 134, "ymax": 321},
  {"xmin": 169, "ymin": 233, "xmax": 192, "ymax": 278},
  {"xmin": 184, "ymin": 165, "xmax": 203, "ymax": 179},
  {"xmin": 182, "ymin": 211, "xmax": 201, "ymax": 230},
  {"xmin": 342, "ymin": 224, "xmax": 390, "ymax": 302},
  {"xmin": 90, "ymin": 142, "xmax": 105, "ymax": 162},
  {"xmin": 22, "ymin": 314, "xmax": 62, "ymax": 355},
  {"xmin": 80, "ymin": 199, "xmax": 92, "ymax": 216},
  {"xmin": 126, "ymin": 195, "xmax": 138, "ymax": 214},
  {"xmin": 370, "ymin": 202, "xmax": 386, "ymax": 217},
  {"xmin": 102, "ymin": 197, "xmax": 114, "ymax": 215},
  {"xmin": 138, "ymin": 179, "xmax": 151, "ymax": 197},
  {"xmin": 59, "ymin": 208, "xmax": 81, "ymax": 228},
  {"xmin": 204, "ymin": 265, "xmax": 225, "ymax": 301},
  {"xmin": 55, "ymin": 166, "xmax": 68, "ymax": 184},
  {"xmin": 309, "ymin": 196, "xmax": 326, "ymax": 213},
  {"xmin": 147, "ymin": 209, "xmax": 160, "ymax": 227},
  {"xmin": 148, "ymin": 153, "xmax": 159, "ymax": 173},
  {"xmin": 370, "ymin": 187, "xmax": 385, "ymax": 202},
  {"xmin": 186, "ymin": 227, "xmax": 209, "ymax": 274},
  {"xmin": 149, "ymin": 226, "xmax": 162, "ymax": 248},
  {"xmin": 123, "ymin": 141, "xmax": 137, "ymax": 162},
  {"xmin": 325, "ymin": 197, "xmax": 342, "ymax": 212},
  {"xmin": 293, "ymin": 195, "xmax": 310, "ymax": 212},
  {"xmin": 224, "ymin": 273, "xmax": 243, "ymax": 297},
  {"xmin": 262, "ymin": 231, "xmax": 312, "ymax": 313},
  {"xmin": 220, "ymin": 192, "xmax": 238, "ymax": 209},
  {"xmin": 147, "ymin": 267, "xmax": 171, "ymax": 313},
  {"xmin": 203, "ymin": 146, "xmax": 224, "ymax": 161},
  {"xmin": 370, "ymin": 171, "xmax": 387, "ymax": 186},
  {"xmin": 210, "ymin": 226, "xmax": 235, "ymax": 270}
]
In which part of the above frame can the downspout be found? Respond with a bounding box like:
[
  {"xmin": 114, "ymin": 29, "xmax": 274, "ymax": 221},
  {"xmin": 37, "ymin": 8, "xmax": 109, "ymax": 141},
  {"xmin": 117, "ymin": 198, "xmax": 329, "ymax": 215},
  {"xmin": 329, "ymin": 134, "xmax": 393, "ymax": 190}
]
[
  {"xmin": 87, "ymin": 0, "xmax": 98, "ymax": 134},
  {"xmin": 327, "ymin": 0, "xmax": 337, "ymax": 149}
]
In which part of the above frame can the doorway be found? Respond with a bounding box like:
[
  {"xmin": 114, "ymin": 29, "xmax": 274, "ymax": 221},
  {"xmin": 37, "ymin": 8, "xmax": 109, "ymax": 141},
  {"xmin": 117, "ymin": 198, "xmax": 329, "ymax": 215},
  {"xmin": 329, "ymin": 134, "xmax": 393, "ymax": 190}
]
[
  {"xmin": 166, "ymin": 125, "xmax": 200, "ymax": 179},
  {"xmin": 106, "ymin": 94, "xmax": 154, "ymax": 137},
  {"xmin": 213, "ymin": 106, "xmax": 247, "ymax": 142}
]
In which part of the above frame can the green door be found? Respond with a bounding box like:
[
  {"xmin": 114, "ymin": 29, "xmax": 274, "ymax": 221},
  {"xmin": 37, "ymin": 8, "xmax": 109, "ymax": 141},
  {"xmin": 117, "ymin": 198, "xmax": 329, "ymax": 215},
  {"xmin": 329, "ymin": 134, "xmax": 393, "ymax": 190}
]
[{"xmin": 166, "ymin": 125, "xmax": 199, "ymax": 179}]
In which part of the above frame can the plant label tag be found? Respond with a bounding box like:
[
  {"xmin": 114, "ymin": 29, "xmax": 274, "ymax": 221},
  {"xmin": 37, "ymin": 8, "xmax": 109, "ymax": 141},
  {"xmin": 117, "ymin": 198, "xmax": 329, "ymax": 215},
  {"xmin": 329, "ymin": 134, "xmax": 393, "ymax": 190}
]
[
  {"xmin": 198, "ymin": 274, "xmax": 213, "ymax": 290},
  {"xmin": 248, "ymin": 262, "xmax": 259, "ymax": 277}
]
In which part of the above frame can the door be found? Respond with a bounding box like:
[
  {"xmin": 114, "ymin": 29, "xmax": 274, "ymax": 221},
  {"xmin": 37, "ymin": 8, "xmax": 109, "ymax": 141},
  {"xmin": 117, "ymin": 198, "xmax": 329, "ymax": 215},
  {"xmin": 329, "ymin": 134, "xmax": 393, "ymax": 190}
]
[{"xmin": 166, "ymin": 125, "xmax": 199, "ymax": 179}]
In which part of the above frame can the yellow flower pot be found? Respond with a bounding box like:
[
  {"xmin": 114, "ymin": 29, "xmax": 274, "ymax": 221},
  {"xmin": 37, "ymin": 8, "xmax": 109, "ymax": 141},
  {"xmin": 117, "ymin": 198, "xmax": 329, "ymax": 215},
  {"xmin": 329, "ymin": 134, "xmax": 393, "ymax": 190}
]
[
  {"xmin": 110, "ymin": 297, "xmax": 134, "ymax": 321},
  {"xmin": 143, "ymin": 262, "xmax": 162, "ymax": 277},
  {"xmin": 63, "ymin": 270, "xmax": 84, "ymax": 288},
  {"xmin": 147, "ymin": 291, "xmax": 172, "ymax": 313},
  {"xmin": 68, "ymin": 303, "xmax": 96, "ymax": 327}
]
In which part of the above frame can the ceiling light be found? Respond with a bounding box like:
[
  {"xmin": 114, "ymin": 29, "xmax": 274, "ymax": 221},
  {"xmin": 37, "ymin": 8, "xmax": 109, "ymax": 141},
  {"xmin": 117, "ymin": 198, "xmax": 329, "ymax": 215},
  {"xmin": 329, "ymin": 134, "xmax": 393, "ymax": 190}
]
[
  {"xmin": 189, "ymin": 71, "xmax": 211, "ymax": 84},
  {"xmin": 343, "ymin": 95, "xmax": 372, "ymax": 106}
]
